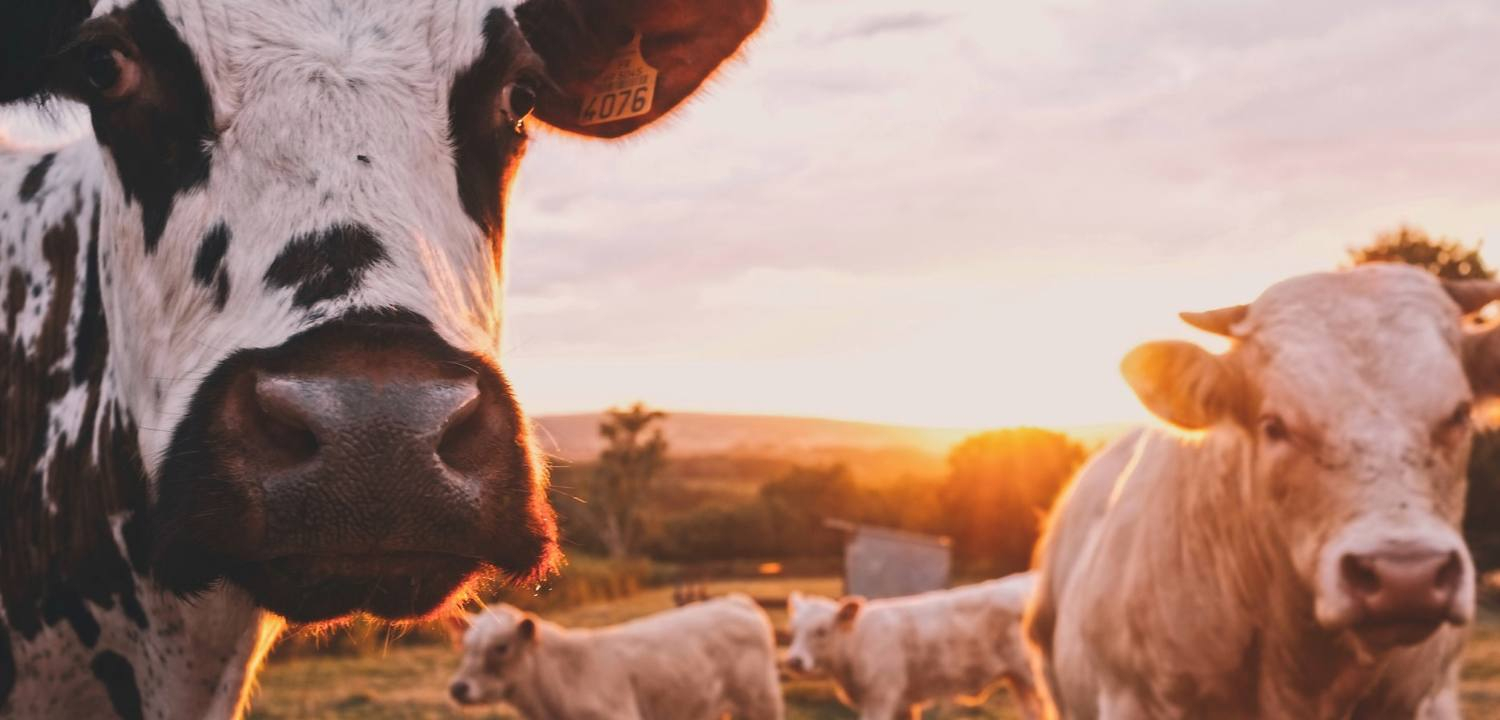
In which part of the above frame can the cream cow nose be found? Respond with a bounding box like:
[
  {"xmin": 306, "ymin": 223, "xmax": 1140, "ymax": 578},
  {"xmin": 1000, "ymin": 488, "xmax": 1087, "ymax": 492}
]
[{"xmin": 1340, "ymin": 550, "xmax": 1462, "ymax": 626}]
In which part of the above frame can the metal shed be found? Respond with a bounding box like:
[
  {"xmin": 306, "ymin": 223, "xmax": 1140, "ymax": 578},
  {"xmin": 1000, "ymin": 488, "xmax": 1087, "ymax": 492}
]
[{"xmin": 825, "ymin": 519, "xmax": 952, "ymax": 599}]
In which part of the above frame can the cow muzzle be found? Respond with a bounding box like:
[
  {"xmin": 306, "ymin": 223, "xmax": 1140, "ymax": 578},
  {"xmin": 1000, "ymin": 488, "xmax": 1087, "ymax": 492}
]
[
  {"xmin": 151, "ymin": 310, "xmax": 558, "ymax": 623},
  {"xmin": 1315, "ymin": 527, "xmax": 1473, "ymax": 648}
]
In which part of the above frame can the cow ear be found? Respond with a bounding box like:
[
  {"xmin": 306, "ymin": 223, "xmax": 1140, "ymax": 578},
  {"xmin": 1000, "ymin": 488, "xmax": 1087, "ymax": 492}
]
[
  {"xmin": 1, "ymin": 0, "xmax": 95, "ymax": 102},
  {"xmin": 1463, "ymin": 324, "xmax": 1500, "ymax": 400},
  {"xmin": 513, "ymin": 0, "xmax": 767, "ymax": 138},
  {"xmin": 443, "ymin": 612, "xmax": 472, "ymax": 646},
  {"xmin": 835, "ymin": 597, "xmax": 863, "ymax": 625},
  {"xmin": 788, "ymin": 591, "xmax": 803, "ymax": 614},
  {"xmin": 517, "ymin": 616, "xmax": 539, "ymax": 643},
  {"xmin": 1121, "ymin": 341, "xmax": 1242, "ymax": 430}
]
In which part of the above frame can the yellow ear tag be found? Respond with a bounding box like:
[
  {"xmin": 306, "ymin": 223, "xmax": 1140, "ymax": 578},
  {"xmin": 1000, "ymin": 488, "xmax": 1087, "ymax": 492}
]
[{"xmin": 578, "ymin": 35, "xmax": 657, "ymax": 126}]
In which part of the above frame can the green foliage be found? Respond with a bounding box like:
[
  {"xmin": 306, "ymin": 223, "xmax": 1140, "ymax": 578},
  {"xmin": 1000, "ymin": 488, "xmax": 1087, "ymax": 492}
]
[
  {"xmin": 1347, "ymin": 226, "xmax": 1500, "ymax": 570},
  {"xmin": 942, "ymin": 427, "xmax": 1089, "ymax": 575}
]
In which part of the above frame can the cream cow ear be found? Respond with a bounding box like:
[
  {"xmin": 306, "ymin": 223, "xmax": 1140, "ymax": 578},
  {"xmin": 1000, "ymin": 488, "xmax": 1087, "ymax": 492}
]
[
  {"xmin": 443, "ymin": 612, "xmax": 472, "ymax": 647},
  {"xmin": 1121, "ymin": 341, "xmax": 1241, "ymax": 430},
  {"xmin": 1463, "ymin": 324, "xmax": 1500, "ymax": 399},
  {"xmin": 517, "ymin": 616, "xmax": 539, "ymax": 643},
  {"xmin": 836, "ymin": 597, "xmax": 864, "ymax": 625}
]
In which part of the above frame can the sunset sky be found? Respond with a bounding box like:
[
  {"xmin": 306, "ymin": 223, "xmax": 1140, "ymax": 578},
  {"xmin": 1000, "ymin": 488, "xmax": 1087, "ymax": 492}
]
[
  {"xmin": 9, "ymin": 0, "xmax": 1500, "ymax": 430},
  {"xmin": 501, "ymin": 0, "xmax": 1500, "ymax": 429}
]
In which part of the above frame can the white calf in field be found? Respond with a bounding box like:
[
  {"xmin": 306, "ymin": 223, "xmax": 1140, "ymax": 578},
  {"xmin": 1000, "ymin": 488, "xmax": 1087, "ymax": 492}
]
[
  {"xmin": 786, "ymin": 573, "xmax": 1042, "ymax": 720},
  {"xmin": 448, "ymin": 594, "xmax": 784, "ymax": 719},
  {"xmin": 1025, "ymin": 264, "xmax": 1497, "ymax": 719}
]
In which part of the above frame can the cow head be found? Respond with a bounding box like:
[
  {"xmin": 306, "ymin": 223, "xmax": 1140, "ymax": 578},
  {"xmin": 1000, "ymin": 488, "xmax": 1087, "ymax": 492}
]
[
  {"xmin": 1121, "ymin": 263, "xmax": 1490, "ymax": 650},
  {"xmin": 2, "ymin": 0, "xmax": 764, "ymax": 623},
  {"xmin": 785, "ymin": 591, "xmax": 861, "ymax": 674},
  {"xmin": 446, "ymin": 604, "xmax": 538, "ymax": 706}
]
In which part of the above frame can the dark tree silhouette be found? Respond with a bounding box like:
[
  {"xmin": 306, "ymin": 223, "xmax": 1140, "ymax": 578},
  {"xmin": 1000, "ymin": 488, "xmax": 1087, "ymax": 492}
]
[
  {"xmin": 942, "ymin": 427, "xmax": 1087, "ymax": 575},
  {"xmin": 588, "ymin": 403, "xmax": 669, "ymax": 559}
]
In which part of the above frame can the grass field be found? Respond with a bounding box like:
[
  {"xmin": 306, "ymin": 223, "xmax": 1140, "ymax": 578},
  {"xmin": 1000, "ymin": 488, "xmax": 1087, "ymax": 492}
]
[{"xmin": 249, "ymin": 577, "xmax": 1500, "ymax": 719}]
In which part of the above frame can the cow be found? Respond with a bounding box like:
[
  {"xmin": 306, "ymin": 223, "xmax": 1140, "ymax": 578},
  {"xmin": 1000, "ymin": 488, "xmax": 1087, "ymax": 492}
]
[
  {"xmin": 0, "ymin": 0, "xmax": 766, "ymax": 716},
  {"xmin": 447, "ymin": 594, "xmax": 785, "ymax": 719},
  {"xmin": 1024, "ymin": 263, "xmax": 1497, "ymax": 719},
  {"xmin": 785, "ymin": 573, "xmax": 1043, "ymax": 720}
]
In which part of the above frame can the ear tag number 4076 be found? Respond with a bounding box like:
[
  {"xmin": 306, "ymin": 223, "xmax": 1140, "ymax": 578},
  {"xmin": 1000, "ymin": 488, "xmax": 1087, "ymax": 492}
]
[{"xmin": 579, "ymin": 35, "xmax": 657, "ymax": 126}]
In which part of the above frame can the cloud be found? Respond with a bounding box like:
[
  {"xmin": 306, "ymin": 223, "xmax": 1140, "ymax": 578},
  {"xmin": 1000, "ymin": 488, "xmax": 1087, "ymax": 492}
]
[{"xmin": 826, "ymin": 12, "xmax": 949, "ymax": 42}]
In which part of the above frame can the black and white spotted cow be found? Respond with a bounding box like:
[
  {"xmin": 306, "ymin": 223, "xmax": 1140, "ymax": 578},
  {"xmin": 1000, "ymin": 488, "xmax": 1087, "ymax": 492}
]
[{"xmin": 0, "ymin": 0, "xmax": 766, "ymax": 716}]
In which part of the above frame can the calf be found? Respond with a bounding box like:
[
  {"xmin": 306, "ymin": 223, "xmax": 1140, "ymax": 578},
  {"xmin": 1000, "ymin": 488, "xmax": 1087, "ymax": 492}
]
[
  {"xmin": 1026, "ymin": 264, "xmax": 1490, "ymax": 718},
  {"xmin": 785, "ymin": 573, "xmax": 1042, "ymax": 720},
  {"xmin": 448, "ymin": 594, "xmax": 785, "ymax": 719},
  {"xmin": 0, "ymin": 0, "xmax": 765, "ymax": 716}
]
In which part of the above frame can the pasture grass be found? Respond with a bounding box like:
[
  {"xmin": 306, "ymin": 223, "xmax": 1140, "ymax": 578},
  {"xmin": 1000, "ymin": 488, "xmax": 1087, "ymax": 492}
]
[{"xmin": 249, "ymin": 578, "xmax": 1500, "ymax": 719}]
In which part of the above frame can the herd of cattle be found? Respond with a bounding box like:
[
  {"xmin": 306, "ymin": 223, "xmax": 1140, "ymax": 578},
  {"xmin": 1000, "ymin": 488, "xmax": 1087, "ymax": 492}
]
[
  {"xmin": 2, "ymin": 0, "xmax": 1497, "ymax": 718},
  {"xmin": 452, "ymin": 262, "xmax": 1494, "ymax": 719}
]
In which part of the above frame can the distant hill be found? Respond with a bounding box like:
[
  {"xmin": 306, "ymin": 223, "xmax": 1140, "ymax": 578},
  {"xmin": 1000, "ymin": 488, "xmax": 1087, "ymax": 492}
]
[
  {"xmin": 531, "ymin": 412, "xmax": 976, "ymax": 464},
  {"xmin": 532, "ymin": 411, "xmax": 1138, "ymax": 465}
]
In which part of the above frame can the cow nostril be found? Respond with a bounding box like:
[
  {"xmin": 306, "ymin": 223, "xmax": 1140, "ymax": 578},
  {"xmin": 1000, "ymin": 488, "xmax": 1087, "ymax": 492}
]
[
  {"xmin": 435, "ymin": 390, "xmax": 491, "ymax": 472},
  {"xmin": 248, "ymin": 374, "xmax": 319, "ymax": 464},
  {"xmin": 1436, "ymin": 551, "xmax": 1462, "ymax": 594},
  {"xmin": 1341, "ymin": 554, "xmax": 1382, "ymax": 596},
  {"xmin": 449, "ymin": 681, "xmax": 469, "ymax": 704}
]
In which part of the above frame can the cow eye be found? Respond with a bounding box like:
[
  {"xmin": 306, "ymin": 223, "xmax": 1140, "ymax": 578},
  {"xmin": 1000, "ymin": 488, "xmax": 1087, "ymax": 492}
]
[
  {"xmin": 1446, "ymin": 402, "xmax": 1473, "ymax": 430},
  {"xmin": 1260, "ymin": 414, "xmax": 1289, "ymax": 442},
  {"xmin": 80, "ymin": 44, "xmax": 139, "ymax": 100},
  {"xmin": 502, "ymin": 81, "xmax": 537, "ymax": 124}
]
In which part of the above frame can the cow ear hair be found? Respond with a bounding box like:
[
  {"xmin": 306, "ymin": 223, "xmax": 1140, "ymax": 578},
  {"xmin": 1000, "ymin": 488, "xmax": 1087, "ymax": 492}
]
[
  {"xmin": 835, "ymin": 597, "xmax": 864, "ymax": 625},
  {"xmin": 1121, "ymin": 340, "xmax": 1242, "ymax": 430},
  {"xmin": 1463, "ymin": 323, "xmax": 1500, "ymax": 400},
  {"xmin": 442, "ymin": 611, "xmax": 473, "ymax": 648},
  {"xmin": 517, "ymin": 615, "xmax": 539, "ymax": 643}
]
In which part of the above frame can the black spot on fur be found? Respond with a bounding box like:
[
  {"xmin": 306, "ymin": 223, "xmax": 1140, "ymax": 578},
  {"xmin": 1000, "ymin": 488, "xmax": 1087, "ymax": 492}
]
[
  {"xmin": 41, "ymin": 586, "xmax": 100, "ymax": 647},
  {"xmin": 214, "ymin": 273, "xmax": 231, "ymax": 311},
  {"xmin": 18, "ymin": 152, "xmax": 55, "ymax": 202},
  {"xmin": 193, "ymin": 223, "xmax": 229, "ymax": 286},
  {"xmin": 193, "ymin": 223, "xmax": 232, "ymax": 310},
  {"xmin": 72, "ymin": 201, "xmax": 104, "ymax": 384},
  {"xmin": 90, "ymin": 651, "xmax": 143, "ymax": 720},
  {"xmin": 3, "ymin": 207, "xmax": 149, "ymax": 645},
  {"xmin": 449, "ymin": 9, "xmax": 529, "ymax": 241},
  {"xmin": 84, "ymin": 0, "xmax": 215, "ymax": 253},
  {"xmin": 263, "ymin": 224, "xmax": 387, "ymax": 308},
  {"xmin": 356, "ymin": 154, "xmax": 371, "ymax": 165}
]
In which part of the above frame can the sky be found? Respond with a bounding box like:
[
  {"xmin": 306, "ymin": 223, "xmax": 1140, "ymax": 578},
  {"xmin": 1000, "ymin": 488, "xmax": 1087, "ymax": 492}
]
[{"xmin": 9, "ymin": 0, "xmax": 1500, "ymax": 430}]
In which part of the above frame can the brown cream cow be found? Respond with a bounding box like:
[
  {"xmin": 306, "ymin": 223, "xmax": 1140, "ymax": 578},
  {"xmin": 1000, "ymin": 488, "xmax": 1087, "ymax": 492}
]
[
  {"xmin": 448, "ymin": 594, "xmax": 784, "ymax": 719},
  {"xmin": 786, "ymin": 573, "xmax": 1042, "ymax": 720},
  {"xmin": 1025, "ymin": 264, "xmax": 1496, "ymax": 718}
]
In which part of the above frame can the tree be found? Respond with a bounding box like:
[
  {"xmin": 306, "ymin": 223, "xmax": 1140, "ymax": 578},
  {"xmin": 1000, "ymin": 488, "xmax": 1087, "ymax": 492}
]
[
  {"xmin": 942, "ymin": 428, "xmax": 1088, "ymax": 575},
  {"xmin": 1346, "ymin": 225, "xmax": 1491, "ymax": 279},
  {"xmin": 587, "ymin": 403, "xmax": 668, "ymax": 560},
  {"xmin": 1347, "ymin": 227, "xmax": 1500, "ymax": 571}
]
